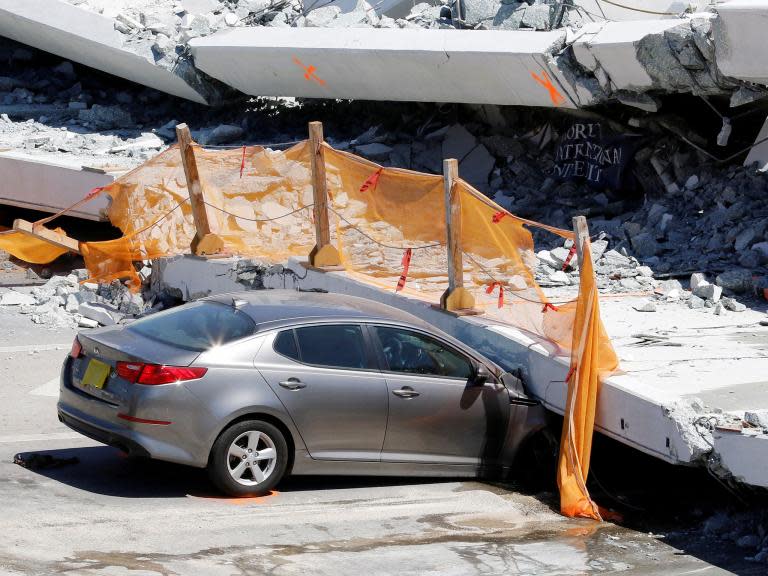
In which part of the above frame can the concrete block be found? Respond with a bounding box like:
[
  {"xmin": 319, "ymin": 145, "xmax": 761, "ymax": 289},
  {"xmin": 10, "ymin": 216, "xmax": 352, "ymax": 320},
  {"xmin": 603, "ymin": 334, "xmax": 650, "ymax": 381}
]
[
  {"xmin": 78, "ymin": 302, "xmax": 119, "ymax": 326},
  {"xmin": 690, "ymin": 272, "xmax": 708, "ymax": 291},
  {"xmin": 693, "ymin": 282, "xmax": 722, "ymax": 302}
]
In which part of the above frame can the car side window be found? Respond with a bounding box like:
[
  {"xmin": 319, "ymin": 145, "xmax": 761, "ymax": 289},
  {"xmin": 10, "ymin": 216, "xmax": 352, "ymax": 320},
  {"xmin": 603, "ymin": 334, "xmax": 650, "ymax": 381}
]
[
  {"xmin": 294, "ymin": 325, "xmax": 367, "ymax": 370},
  {"xmin": 273, "ymin": 330, "xmax": 299, "ymax": 361},
  {"xmin": 374, "ymin": 326, "xmax": 473, "ymax": 380}
]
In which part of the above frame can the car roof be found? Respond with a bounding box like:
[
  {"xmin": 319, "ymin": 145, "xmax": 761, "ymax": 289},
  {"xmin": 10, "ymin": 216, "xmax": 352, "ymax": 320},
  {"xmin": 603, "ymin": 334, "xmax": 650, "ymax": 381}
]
[
  {"xmin": 200, "ymin": 290, "xmax": 502, "ymax": 372},
  {"xmin": 202, "ymin": 289, "xmax": 435, "ymax": 331}
]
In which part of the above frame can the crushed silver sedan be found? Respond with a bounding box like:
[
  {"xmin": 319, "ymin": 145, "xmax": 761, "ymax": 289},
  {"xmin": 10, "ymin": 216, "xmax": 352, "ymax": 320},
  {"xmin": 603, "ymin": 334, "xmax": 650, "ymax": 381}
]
[{"xmin": 59, "ymin": 290, "xmax": 545, "ymax": 496}]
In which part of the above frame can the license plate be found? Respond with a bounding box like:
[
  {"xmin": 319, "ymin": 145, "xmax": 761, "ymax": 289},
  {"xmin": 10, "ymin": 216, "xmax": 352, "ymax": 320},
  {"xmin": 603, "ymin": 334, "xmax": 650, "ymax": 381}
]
[{"xmin": 82, "ymin": 359, "xmax": 111, "ymax": 389}]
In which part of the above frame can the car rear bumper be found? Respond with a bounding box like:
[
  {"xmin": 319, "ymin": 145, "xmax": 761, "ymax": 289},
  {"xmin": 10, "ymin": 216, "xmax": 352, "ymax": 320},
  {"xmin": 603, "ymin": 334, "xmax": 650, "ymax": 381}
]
[
  {"xmin": 58, "ymin": 358, "xmax": 211, "ymax": 468},
  {"xmin": 58, "ymin": 409, "xmax": 150, "ymax": 459}
]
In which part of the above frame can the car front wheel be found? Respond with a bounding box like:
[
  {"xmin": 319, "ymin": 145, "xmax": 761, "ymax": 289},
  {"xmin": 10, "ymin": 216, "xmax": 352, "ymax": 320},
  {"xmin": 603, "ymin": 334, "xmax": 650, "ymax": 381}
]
[{"xmin": 208, "ymin": 419, "xmax": 288, "ymax": 497}]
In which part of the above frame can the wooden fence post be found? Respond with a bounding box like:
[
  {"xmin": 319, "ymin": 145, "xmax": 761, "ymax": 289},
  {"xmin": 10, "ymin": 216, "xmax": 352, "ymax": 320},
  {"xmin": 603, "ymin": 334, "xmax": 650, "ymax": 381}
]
[
  {"xmin": 440, "ymin": 159, "xmax": 476, "ymax": 312},
  {"xmin": 572, "ymin": 215, "xmax": 589, "ymax": 267},
  {"xmin": 176, "ymin": 123, "xmax": 223, "ymax": 256},
  {"xmin": 308, "ymin": 121, "xmax": 341, "ymax": 268}
]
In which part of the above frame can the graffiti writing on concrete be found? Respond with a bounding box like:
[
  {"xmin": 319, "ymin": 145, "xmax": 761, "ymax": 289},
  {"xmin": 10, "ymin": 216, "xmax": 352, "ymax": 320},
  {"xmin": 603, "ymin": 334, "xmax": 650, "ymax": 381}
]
[
  {"xmin": 292, "ymin": 57, "xmax": 326, "ymax": 87},
  {"xmin": 553, "ymin": 122, "xmax": 640, "ymax": 189}
]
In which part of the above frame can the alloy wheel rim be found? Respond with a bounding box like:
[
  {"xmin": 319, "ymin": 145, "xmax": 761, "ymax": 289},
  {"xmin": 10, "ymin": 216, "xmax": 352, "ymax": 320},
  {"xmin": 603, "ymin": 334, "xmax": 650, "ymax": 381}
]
[{"xmin": 226, "ymin": 430, "xmax": 277, "ymax": 486}]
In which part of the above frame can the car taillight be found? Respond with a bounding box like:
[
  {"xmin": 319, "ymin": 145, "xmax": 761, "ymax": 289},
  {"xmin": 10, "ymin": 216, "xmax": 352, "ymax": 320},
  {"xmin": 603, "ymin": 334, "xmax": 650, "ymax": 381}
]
[
  {"xmin": 115, "ymin": 362, "xmax": 207, "ymax": 385},
  {"xmin": 70, "ymin": 337, "xmax": 82, "ymax": 359},
  {"xmin": 116, "ymin": 362, "xmax": 144, "ymax": 383}
]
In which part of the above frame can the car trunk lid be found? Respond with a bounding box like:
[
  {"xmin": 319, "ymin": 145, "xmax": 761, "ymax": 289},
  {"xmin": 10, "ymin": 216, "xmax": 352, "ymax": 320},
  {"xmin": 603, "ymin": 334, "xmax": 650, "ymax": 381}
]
[{"xmin": 70, "ymin": 326, "xmax": 201, "ymax": 405}]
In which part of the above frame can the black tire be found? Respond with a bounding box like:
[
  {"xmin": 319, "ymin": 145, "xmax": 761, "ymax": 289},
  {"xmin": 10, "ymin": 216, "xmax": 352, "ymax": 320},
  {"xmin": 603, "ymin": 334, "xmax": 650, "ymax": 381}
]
[{"xmin": 208, "ymin": 419, "xmax": 288, "ymax": 497}]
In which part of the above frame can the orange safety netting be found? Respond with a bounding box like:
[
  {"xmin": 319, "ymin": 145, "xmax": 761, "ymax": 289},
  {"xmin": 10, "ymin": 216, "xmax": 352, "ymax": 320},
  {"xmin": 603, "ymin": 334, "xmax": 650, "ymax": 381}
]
[
  {"xmin": 81, "ymin": 142, "xmax": 315, "ymax": 288},
  {"xmin": 0, "ymin": 228, "xmax": 69, "ymax": 264},
  {"xmin": 0, "ymin": 137, "xmax": 618, "ymax": 518}
]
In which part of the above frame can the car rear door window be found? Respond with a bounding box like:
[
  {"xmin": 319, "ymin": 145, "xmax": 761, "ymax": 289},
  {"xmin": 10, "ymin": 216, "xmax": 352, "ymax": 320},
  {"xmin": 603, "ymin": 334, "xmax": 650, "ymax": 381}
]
[
  {"xmin": 374, "ymin": 326, "xmax": 472, "ymax": 379},
  {"xmin": 127, "ymin": 301, "xmax": 255, "ymax": 352},
  {"xmin": 273, "ymin": 329, "xmax": 299, "ymax": 361},
  {"xmin": 294, "ymin": 325, "xmax": 367, "ymax": 369}
]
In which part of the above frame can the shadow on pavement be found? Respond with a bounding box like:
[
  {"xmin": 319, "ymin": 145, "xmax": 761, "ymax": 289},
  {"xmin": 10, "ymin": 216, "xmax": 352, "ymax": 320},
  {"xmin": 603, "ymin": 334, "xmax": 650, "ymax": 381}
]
[{"xmin": 13, "ymin": 446, "xmax": 454, "ymax": 499}]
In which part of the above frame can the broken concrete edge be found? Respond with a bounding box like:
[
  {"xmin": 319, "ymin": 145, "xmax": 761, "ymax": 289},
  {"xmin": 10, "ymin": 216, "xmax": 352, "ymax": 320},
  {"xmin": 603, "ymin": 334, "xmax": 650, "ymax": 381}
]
[
  {"xmin": 149, "ymin": 253, "xmax": 766, "ymax": 488},
  {"xmin": 0, "ymin": 0, "xmax": 215, "ymax": 104}
]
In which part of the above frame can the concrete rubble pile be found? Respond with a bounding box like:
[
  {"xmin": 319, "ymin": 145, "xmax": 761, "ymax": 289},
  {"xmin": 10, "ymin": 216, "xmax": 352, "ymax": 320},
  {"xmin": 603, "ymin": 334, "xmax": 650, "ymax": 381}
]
[{"xmin": 0, "ymin": 271, "xmax": 155, "ymax": 328}]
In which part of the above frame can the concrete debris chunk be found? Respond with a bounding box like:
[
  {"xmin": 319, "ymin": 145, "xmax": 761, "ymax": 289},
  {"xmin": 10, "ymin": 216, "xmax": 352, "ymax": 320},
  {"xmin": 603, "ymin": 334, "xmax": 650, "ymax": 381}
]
[
  {"xmin": 721, "ymin": 297, "xmax": 746, "ymax": 312},
  {"xmin": 548, "ymin": 270, "xmax": 570, "ymax": 285},
  {"xmin": 633, "ymin": 301, "xmax": 657, "ymax": 312},
  {"xmin": 716, "ymin": 269, "xmax": 753, "ymax": 293},
  {"xmin": 688, "ymin": 295, "xmax": 705, "ymax": 309},
  {"xmin": 354, "ymin": 142, "xmax": 393, "ymax": 160},
  {"xmin": 202, "ymin": 124, "xmax": 244, "ymax": 145},
  {"xmin": 0, "ymin": 291, "xmax": 36, "ymax": 306},
  {"xmin": 550, "ymin": 246, "xmax": 577, "ymax": 269},
  {"xmin": 744, "ymin": 410, "xmax": 768, "ymax": 430},
  {"xmin": 690, "ymin": 272, "xmax": 708, "ymax": 292},
  {"xmin": 78, "ymin": 302, "xmax": 120, "ymax": 326},
  {"xmin": 693, "ymin": 282, "xmax": 722, "ymax": 302},
  {"xmin": 78, "ymin": 105, "xmax": 133, "ymax": 130}
]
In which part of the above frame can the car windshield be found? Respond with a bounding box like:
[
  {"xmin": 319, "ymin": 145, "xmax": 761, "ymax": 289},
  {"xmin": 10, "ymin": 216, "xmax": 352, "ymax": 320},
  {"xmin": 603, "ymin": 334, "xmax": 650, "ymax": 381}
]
[{"xmin": 127, "ymin": 301, "xmax": 256, "ymax": 351}]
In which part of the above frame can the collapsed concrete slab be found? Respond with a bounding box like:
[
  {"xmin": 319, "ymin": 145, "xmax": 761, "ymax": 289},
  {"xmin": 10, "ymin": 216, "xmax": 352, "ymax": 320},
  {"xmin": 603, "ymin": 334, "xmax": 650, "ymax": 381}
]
[
  {"xmin": 0, "ymin": 151, "xmax": 121, "ymax": 220},
  {"xmin": 0, "ymin": 0, "xmax": 215, "ymax": 104},
  {"xmin": 189, "ymin": 14, "xmax": 759, "ymax": 108},
  {"xmin": 190, "ymin": 27, "xmax": 580, "ymax": 107}
]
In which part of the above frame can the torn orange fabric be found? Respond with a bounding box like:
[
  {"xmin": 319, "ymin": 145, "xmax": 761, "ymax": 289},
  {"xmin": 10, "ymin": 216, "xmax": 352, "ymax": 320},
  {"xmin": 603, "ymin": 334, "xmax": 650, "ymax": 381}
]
[
  {"xmin": 0, "ymin": 229, "xmax": 69, "ymax": 264},
  {"xmin": 557, "ymin": 238, "xmax": 619, "ymax": 520}
]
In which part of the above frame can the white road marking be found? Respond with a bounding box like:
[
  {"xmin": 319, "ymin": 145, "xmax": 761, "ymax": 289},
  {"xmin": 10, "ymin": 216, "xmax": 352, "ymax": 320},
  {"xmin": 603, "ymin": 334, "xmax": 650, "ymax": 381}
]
[
  {"xmin": 0, "ymin": 344, "xmax": 69, "ymax": 354},
  {"xmin": 30, "ymin": 377, "xmax": 61, "ymax": 397},
  {"xmin": 0, "ymin": 432, "xmax": 83, "ymax": 443}
]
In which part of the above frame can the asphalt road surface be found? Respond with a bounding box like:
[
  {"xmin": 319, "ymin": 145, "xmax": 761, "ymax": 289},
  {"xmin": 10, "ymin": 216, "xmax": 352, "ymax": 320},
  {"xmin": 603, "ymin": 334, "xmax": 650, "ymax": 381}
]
[{"xmin": 0, "ymin": 308, "xmax": 758, "ymax": 576}]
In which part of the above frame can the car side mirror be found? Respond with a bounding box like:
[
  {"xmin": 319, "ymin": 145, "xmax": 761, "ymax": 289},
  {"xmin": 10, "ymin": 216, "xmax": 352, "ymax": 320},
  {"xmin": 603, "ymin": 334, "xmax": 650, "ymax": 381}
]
[{"xmin": 473, "ymin": 364, "xmax": 491, "ymax": 386}]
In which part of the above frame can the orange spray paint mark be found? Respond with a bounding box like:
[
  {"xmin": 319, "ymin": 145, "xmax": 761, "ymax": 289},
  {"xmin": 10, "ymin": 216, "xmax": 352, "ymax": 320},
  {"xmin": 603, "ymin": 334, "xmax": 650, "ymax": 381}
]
[
  {"xmin": 187, "ymin": 490, "xmax": 279, "ymax": 504},
  {"xmin": 292, "ymin": 57, "xmax": 326, "ymax": 87},
  {"xmin": 531, "ymin": 70, "xmax": 565, "ymax": 107}
]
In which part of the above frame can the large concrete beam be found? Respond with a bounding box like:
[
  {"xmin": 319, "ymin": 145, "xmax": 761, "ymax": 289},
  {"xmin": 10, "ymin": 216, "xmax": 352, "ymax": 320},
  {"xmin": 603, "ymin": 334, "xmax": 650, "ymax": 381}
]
[
  {"xmin": 0, "ymin": 151, "xmax": 120, "ymax": 221},
  {"xmin": 190, "ymin": 27, "xmax": 581, "ymax": 108},
  {"xmin": 0, "ymin": 0, "xmax": 211, "ymax": 104}
]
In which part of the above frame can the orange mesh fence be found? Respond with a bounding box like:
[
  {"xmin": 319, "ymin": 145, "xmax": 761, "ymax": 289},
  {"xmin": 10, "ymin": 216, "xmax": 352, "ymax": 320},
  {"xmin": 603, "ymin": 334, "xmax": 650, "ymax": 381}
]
[
  {"xmin": 80, "ymin": 142, "xmax": 315, "ymax": 288},
  {"xmin": 0, "ymin": 228, "xmax": 69, "ymax": 264},
  {"xmin": 0, "ymin": 137, "xmax": 618, "ymax": 519}
]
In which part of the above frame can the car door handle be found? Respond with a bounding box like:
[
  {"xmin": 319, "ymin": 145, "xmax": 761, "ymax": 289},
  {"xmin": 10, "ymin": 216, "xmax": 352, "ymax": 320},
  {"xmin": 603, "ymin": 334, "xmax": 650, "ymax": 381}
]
[
  {"xmin": 392, "ymin": 387, "xmax": 420, "ymax": 399},
  {"xmin": 279, "ymin": 378, "xmax": 306, "ymax": 390}
]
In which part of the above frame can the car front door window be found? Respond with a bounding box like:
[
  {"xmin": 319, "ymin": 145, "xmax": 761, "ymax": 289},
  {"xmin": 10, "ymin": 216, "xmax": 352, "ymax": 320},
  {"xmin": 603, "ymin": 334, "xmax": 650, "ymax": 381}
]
[{"xmin": 374, "ymin": 326, "xmax": 472, "ymax": 380}]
